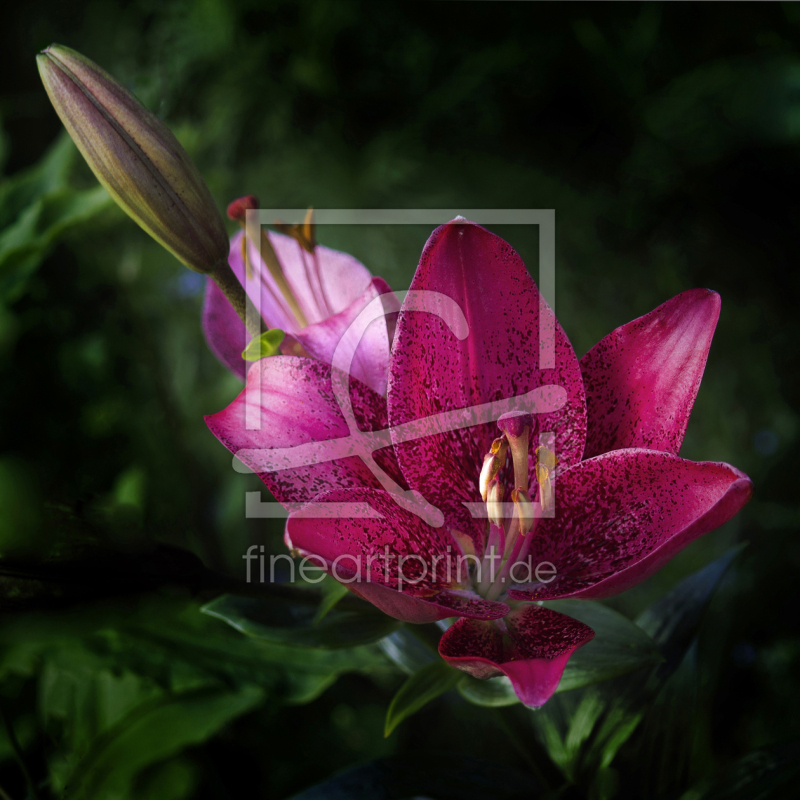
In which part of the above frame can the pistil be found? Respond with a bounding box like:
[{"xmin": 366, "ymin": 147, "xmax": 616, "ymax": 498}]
[
  {"xmin": 497, "ymin": 413, "xmax": 531, "ymax": 495},
  {"xmin": 474, "ymin": 414, "xmax": 557, "ymax": 602}
]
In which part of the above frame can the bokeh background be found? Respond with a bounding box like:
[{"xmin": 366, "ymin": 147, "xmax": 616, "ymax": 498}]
[{"xmin": 0, "ymin": 1, "xmax": 798, "ymax": 798}]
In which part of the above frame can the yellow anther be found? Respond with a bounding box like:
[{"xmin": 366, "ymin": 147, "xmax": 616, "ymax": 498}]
[
  {"xmin": 534, "ymin": 445, "xmax": 557, "ymax": 512},
  {"xmin": 490, "ymin": 435, "xmax": 507, "ymax": 456},
  {"xmin": 479, "ymin": 436, "xmax": 508, "ymax": 500},
  {"xmin": 274, "ymin": 206, "xmax": 317, "ymax": 254},
  {"xmin": 511, "ymin": 488, "xmax": 535, "ymax": 535},
  {"xmin": 535, "ymin": 445, "xmax": 557, "ymax": 472}
]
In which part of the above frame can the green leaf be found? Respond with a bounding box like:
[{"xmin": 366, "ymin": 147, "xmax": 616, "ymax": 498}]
[
  {"xmin": 636, "ymin": 543, "xmax": 746, "ymax": 674},
  {"xmin": 313, "ymin": 577, "xmax": 349, "ymax": 625},
  {"xmin": 384, "ymin": 659, "xmax": 461, "ymax": 736},
  {"xmin": 634, "ymin": 640, "xmax": 702, "ymax": 797},
  {"xmin": 458, "ymin": 674, "xmax": 519, "ymax": 708},
  {"xmin": 545, "ymin": 599, "xmax": 663, "ymax": 692},
  {"xmin": 529, "ymin": 547, "xmax": 746, "ymax": 780},
  {"xmin": 241, "ymin": 328, "xmax": 285, "ymax": 361},
  {"xmin": 0, "ymin": 186, "xmax": 112, "ymax": 301},
  {"xmin": 377, "ymin": 626, "xmax": 438, "ymax": 675},
  {"xmin": 63, "ymin": 685, "xmax": 264, "ymax": 800},
  {"xmin": 202, "ymin": 593, "xmax": 400, "ymax": 649},
  {"xmin": 0, "ymin": 134, "xmax": 77, "ymax": 227}
]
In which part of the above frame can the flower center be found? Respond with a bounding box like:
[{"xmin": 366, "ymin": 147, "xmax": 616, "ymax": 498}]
[{"xmin": 474, "ymin": 413, "xmax": 557, "ymax": 601}]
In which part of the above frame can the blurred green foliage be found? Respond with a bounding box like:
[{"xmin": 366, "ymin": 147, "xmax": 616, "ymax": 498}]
[{"xmin": 0, "ymin": 1, "xmax": 799, "ymax": 798}]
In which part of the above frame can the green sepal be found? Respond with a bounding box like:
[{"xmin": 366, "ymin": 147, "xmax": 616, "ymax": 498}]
[{"xmin": 241, "ymin": 329, "xmax": 285, "ymax": 361}]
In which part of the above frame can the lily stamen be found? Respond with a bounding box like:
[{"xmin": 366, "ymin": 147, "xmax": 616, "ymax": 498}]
[
  {"xmin": 228, "ymin": 195, "xmax": 309, "ymax": 327},
  {"xmin": 535, "ymin": 445, "xmax": 557, "ymax": 512},
  {"xmin": 275, "ymin": 207, "xmax": 333, "ymax": 319},
  {"xmin": 479, "ymin": 436, "xmax": 508, "ymax": 501},
  {"xmin": 486, "ymin": 478, "xmax": 505, "ymax": 528}
]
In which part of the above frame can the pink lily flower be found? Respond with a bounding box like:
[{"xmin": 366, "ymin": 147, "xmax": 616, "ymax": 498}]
[
  {"xmin": 206, "ymin": 219, "xmax": 752, "ymax": 708},
  {"xmin": 203, "ymin": 197, "xmax": 396, "ymax": 396}
]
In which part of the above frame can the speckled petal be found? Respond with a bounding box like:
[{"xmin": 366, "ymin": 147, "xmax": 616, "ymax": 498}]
[
  {"xmin": 509, "ymin": 449, "xmax": 753, "ymax": 601},
  {"xmin": 202, "ymin": 230, "xmax": 374, "ymax": 379},
  {"xmin": 388, "ymin": 220, "xmax": 586, "ymax": 539},
  {"xmin": 205, "ymin": 357, "xmax": 401, "ymax": 506},
  {"xmin": 581, "ymin": 289, "xmax": 720, "ymax": 458},
  {"xmin": 286, "ymin": 487, "xmax": 509, "ymax": 623},
  {"xmin": 438, "ymin": 604, "xmax": 594, "ymax": 707}
]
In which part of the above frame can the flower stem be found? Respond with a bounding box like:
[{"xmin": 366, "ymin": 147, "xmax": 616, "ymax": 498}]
[{"xmin": 209, "ymin": 260, "xmax": 262, "ymax": 337}]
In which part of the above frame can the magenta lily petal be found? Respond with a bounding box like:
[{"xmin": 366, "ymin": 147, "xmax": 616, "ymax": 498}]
[
  {"xmin": 205, "ymin": 357, "xmax": 401, "ymax": 507},
  {"xmin": 581, "ymin": 288, "xmax": 721, "ymax": 458},
  {"xmin": 203, "ymin": 230, "xmax": 380, "ymax": 380},
  {"xmin": 295, "ymin": 277, "xmax": 399, "ymax": 397},
  {"xmin": 346, "ymin": 581, "xmax": 508, "ymax": 624},
  {"xmin": 286, "ymin": 488, "xmax": 508, "ymax": 624},
  {"xmin": 388, "ymin": 219, "xmax": 587, "ymax": 536},
  {"xmin": 439, "ymin": 604, "xmax": 594, "ymax": 707},
  {"xmin": 509, "ymin": 449, "xmax": 753, "ymax": 602}
]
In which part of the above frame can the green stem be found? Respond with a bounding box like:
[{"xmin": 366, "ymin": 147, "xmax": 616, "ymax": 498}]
[{"xmin": 209, "ymin": 260, "xmax": 261, "ymax": 337}]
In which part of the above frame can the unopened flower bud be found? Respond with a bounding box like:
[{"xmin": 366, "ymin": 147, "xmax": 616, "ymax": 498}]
[{"xmin": 37, "ymin": 44, "xmax": 229, "ymax": 274}]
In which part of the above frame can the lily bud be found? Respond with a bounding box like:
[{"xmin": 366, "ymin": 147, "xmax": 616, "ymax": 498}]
[{"xmin": 37, "ymin": 44, "xmax": 229, "ymax": 274}]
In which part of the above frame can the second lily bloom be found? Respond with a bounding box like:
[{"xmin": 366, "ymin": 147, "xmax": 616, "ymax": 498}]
[{"xmin": 203, "ymin": 202, "xmax": 397, "ymax": 396}]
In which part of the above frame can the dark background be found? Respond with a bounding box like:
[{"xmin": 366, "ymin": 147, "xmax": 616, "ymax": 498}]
[{"xmin": 0, "ymin": 2, "xmax": 798, "ymax": 798}]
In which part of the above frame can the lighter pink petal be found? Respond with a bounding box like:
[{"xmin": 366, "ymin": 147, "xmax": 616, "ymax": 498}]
[
  {"xmin": 509, "ymin": 449, "xmax": 753, "ymax": 601},
  {"xmin": 268, "ymin": 231, "xmax": 373, "ymax": 325},
  {"xmin": 202, "ymin": 230, "xmax": 374, "ymax": 379},
  {"xmin": 388, "ymin": 220, "xmax": 586, "ymax": 538},
  {"xmin": 202, "ymin": 274, "xmax": 249, "ymax": 380},
  {"xmin": 205, "ymin": 357, "xmax": 399, "ymax": 507},
  {"xmin": 295, "ymin": 277, "xmax": 398, "ymax": 397},
  {"xmin": 285, "ymin": 487, "xmax": 508, "ymax": 623},
  {"xmin": 581, "ymin": 289, "xmax": 720, "ymax": 458},
  {"xmin": 439, "ymin": 604, "xmax": 594, "ymax": 707}
]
